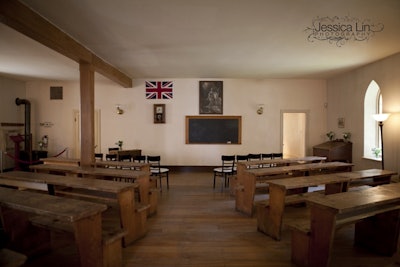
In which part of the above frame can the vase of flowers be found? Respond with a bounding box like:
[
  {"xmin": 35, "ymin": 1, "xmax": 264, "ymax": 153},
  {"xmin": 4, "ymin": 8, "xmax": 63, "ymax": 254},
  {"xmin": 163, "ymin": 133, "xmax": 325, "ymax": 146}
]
[
  {"xmin": 115, "ymin": 140, "xmax": 123, "ymax": 150},
  {"xmin": 372, "ymin": 147, "xmax": 381, "ymax": 158},
  {"xmin": 343, "ymin": 132, "xmax": 351, "ymax": 142},
  {"xmin": 326, "ymin": 131, "xmax": 335, "ymax": 141}
]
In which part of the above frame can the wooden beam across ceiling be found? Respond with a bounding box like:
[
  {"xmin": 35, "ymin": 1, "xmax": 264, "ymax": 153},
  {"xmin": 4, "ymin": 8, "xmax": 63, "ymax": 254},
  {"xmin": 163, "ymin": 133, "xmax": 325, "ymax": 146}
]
[{"xmin": 0, "ymin": 0, "xmax": 132, "ymax": 88}]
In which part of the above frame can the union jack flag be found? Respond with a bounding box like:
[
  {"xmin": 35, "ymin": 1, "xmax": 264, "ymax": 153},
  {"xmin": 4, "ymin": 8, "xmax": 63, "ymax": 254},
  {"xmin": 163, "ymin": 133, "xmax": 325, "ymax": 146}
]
[{"xmin": 145, "ymin": 81, "xmax": 173, "ymax": 99}]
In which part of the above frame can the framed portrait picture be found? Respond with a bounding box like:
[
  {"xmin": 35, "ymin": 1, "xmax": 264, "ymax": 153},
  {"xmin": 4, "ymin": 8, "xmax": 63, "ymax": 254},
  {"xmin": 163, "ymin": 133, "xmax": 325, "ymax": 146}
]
[
  {"xmin": 338, "ymin": 117, "xmax": 345, "ymax": 128},
  {"xmin": 154, "ymin": 104, "xmax": 165, "ymax": 123},
  {"xmin": 199, "ymin": 81, "xmax": 223, "ymax": 114}
]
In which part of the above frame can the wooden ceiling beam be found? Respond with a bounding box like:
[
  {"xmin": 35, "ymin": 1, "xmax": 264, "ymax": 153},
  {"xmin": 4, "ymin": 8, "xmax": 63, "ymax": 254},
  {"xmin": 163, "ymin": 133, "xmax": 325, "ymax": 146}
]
[{"xmin": 0, "ymin": 0, "xmax": 132, "ymax": 88}]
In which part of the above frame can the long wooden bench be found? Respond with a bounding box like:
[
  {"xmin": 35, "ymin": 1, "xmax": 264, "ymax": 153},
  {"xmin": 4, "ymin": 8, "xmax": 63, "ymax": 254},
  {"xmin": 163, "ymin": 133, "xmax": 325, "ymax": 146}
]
[
  {"xmin": 29, "ymin": 216, "xmax": 127, "ymax": 267},
  {"xmin": 256, "ymin": 169, "xmax": 396, "ymax": 240},
  {"xmin": 29, "ymin": 164, "xmax": 157, "ymax": 216},
  {"xmin": 235, "ymin": 161, "xmax": 354, "ymax": 216},
  {"xmin": 0, "ymin": 248, "xmax": 27, "ymax": 267},
  {"xmin": 0, "ymin": 187, "xmax": 109, "ymax": 267},
  {"xmin": 229, "ymin": 156, "xmax": 326, "ymax": 196},
  {"xmin": 0, "ymin": 171, "xmax": 149, "ymax": 246},
  {"xmin": 286, "ymin": 183, "xmax": 400, "ymax": 267}
]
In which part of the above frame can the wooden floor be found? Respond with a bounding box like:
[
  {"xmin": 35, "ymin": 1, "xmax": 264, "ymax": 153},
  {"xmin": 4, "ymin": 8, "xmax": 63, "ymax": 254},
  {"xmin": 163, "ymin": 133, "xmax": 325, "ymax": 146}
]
[{"xmin": 23, "ymin": 171, "xmax": 399, "ymax": 266}]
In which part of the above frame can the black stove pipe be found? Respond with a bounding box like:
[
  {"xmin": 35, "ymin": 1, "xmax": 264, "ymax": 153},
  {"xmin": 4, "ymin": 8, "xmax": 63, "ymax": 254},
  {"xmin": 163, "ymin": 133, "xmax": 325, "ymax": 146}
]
[{"xmin": 15, "ymin": 98, "xmax": 31, "ymax": 152}]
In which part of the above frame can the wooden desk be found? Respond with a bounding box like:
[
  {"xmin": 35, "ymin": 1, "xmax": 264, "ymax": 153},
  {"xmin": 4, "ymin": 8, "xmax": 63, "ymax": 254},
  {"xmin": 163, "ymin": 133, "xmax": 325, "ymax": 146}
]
[
  {"xmin": 0, "ymin": 171, "xmax": 147, "ymax": 245},
  {"xmin": 29, "ymin": 164, "xmax": 151, "ymax": 206},
  {"xmin": 235, "ymin": 161, "xmax": 354, "ymax": 216},
  {"xmin": 258, "ymin": 169, "xmax": 396, "ymax": 240},
  {"xmin": 108, "ymin": 149, "xmax": 141, "ymax": 161},
  {"xmin": 0, "ymin": 187, "xmax": 107, "ymax": 267},
  {"xmin": 291, "ymin": 182, "xmax": 400, "ymax": 267}
]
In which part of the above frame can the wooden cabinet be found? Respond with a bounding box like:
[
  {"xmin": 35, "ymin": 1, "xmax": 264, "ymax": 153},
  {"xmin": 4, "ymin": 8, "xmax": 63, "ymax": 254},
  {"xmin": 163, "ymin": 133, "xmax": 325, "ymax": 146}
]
[{"xmin": 313, "ymin": 141, "xmax": 352, "ymax": 163}]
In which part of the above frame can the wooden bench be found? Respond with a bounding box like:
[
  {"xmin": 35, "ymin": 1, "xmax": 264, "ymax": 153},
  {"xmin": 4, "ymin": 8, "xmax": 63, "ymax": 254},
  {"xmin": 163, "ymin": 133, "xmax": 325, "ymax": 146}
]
[
  {"xmin": 29, "ymin": 216, "xmax": 127, "ymax": 267},
  {"xmin": 29, "ymin": 164, "xmax": 157, "ymax": 216},
  {"xmin": 0, "ymin": 187, "xmax": 108, "ymax": 267},
  {"xmin": 235, "ymin": 161, "xmax": 354, "ymax": 216},
  {"xmin": 229, "ymin": 156, "xmax": 326, "ymax": 196},
  {"xmin": 0, "ymin": 248, "xmax": 27, "ymax": 267},
  {"xmin": 286, "ymin": 183, "xmax": 400, "ymax": 267},
  {"xmin": 0, "ymin": 171, "xmax": 150, "ymax": 246},
  {"xmin": 256, "ymin": 169, "xmax": 396, "ymax": 240}
]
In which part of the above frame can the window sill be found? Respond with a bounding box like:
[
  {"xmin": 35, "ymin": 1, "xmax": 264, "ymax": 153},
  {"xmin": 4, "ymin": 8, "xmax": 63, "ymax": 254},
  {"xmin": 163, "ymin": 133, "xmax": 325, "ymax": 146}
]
[{"xmin": 363, "ymin": 156, "xmax": 382, "ymax": 162}]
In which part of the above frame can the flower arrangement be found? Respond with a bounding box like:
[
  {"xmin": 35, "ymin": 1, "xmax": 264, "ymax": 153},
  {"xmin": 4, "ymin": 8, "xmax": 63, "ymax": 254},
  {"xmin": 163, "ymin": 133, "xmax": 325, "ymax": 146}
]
[
  {"xmin": 115, "ymin": 140, "xmax": 123, "ymax": 150},
  {"xmin": 342, "ymin": 132, "xmax": 351, "ymax": 141},
  {"xmin": 38, "ymin": 140, "xmax": 44, "ymax": 150},
  {"xmin": 326, "ymin": 131, "xmax": 335, "ymax": 141},
  {"xmin": 372, "ymin": 147, "xmax": 381, "ymax": 158}
]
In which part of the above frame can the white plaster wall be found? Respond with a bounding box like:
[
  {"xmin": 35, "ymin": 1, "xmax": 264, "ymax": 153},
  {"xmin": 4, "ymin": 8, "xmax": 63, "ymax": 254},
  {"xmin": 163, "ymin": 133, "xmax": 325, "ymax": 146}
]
[
  {"xmin": 0, "ymin": 76, "xmax": 25, "ymax": 123},
  {"xmin": 25, "ymin": 77, "xmax": 327, "ymax": 166},
  {"xmin": 327, "ymin": 52, "xmax": 400, "ymax": 174}
]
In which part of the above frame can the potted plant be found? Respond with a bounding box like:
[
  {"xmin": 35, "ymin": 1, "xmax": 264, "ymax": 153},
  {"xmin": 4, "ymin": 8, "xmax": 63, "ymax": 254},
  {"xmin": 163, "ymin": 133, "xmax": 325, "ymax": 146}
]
[
  {"xmin": 115, "ymin": 140, "xmax": 123, "ymax": 150},
  {"xmin": 326, "ymin": 131, "xmax": 335, "ymax": 141},
  {"xmin": 343, "ymin": 132, "xmax": 351, "ymax": 142}
]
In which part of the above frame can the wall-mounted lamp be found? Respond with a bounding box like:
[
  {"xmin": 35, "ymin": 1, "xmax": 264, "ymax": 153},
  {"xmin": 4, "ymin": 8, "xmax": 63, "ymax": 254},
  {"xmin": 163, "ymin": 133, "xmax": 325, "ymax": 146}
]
[
  {"xmin": 116, "ymin": 105, "xmax": 124, "ymax": 115},
  {"xmin": 257, "ymin": 104, "xmax": 264, "ymax": 115},
  {"xmin": 372, "ymin": 113, "xmax": 390, "ymax": 169}
]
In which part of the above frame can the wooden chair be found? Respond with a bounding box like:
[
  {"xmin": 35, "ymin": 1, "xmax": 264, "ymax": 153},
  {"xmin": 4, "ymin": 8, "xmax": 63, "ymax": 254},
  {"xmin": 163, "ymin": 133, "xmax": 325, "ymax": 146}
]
[
  {"xmin": 147, "ymin": 156, "xmax": 169, "ymax": 191},
  {"xmin": 94, "ymin": 153, "xmax": 103, "ymax": 161},
  {"xmin": 106, "ymin": 147, "xmax": 118, "ymax": 161},
  {"xmin": 234, "ymin": 154, "xmax": 249, "ymax": 172},
  {"xmin": 272, "ymin": 152, "xmax": 283, "ymax": 159},
  {"xmin": 213, "ymin": 155, "xmax": 235, "ymax": 191},
  {"xmin": 262, "ymin": 153, "xmax": 273, "ymax": 160},
  {"xmin": 133, "ymin": 155, "xmax": 146, "ymax": 163},
  {"xmin": 248, "ymin": 153, "xmax": 262, "ymax": 168}
]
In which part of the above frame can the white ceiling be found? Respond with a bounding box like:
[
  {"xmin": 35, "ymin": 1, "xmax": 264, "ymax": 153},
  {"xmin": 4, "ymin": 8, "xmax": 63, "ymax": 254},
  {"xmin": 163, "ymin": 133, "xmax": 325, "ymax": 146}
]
[{"xmin": 1, "ymin": 0, "xmax": 400, "ymax": 83}]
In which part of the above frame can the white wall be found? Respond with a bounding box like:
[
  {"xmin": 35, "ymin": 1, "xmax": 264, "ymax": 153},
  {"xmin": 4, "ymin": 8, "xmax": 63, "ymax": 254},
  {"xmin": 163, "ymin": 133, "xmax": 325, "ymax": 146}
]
[
  {"xmin": 24, "ymin": 77, "xmax": 327, "ymax": 166},
  {"xmin": 0, "ymin": 76, "xmax": 25, "ymax": 123},
  {"xmin": 327, "ymin": 52, "xmax": 400, "ymax": 174}
]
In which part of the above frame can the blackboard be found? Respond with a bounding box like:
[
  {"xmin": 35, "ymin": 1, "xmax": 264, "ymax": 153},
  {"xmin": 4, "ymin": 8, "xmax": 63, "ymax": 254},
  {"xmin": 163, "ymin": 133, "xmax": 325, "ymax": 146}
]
[{"xmin": 186, "ymin": 116, "xmax": 241, "ymax": 144}]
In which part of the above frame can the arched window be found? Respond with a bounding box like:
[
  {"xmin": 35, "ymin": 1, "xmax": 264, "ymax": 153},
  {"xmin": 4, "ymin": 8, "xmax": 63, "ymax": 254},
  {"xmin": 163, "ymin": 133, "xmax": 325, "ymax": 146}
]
[{"xmin": 363, "ymin": 80, "xmax": 381, "ymax": 160}]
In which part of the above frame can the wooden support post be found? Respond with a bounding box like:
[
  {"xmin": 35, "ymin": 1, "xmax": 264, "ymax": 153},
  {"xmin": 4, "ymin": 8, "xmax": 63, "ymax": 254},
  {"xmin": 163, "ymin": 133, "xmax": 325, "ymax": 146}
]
[{"xmin": 80, "ymin": 62, "xmax": 95, "ymax": 167}]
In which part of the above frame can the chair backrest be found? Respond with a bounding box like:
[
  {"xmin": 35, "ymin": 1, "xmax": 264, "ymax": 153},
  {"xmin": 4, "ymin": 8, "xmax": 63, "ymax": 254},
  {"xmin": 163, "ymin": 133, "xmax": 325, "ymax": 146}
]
[
  {"xmin": 221, "ymin": 155, "xmax": 235, "ymax": 172},
  {"xmin": 147, "ymin": 156, "xmax": 162, "ymax": 171},
  {"xmin": 262, "ymin": 153, "xmax": 273, "ymax": 160},
  {"xmin": 94, "ymin": 153, "xmax": 103, "ymax": 161},
  {"xmin": 133, "ymin": 155, "xmax": 146, "ymax": 163},
  {"xmin": 108, "ymin": 147, "xmax": 119, "ymax": 153},
  {"xmin": 272, "ymin": 152, "xmax": 283, "ymax": 159},
  {"xmin": 236, "ymin": 155, "xmax": 249, "ymax": 162},
  {"xmin": 119, "ymin": 154, "xmax": 132, "ymax": 162},
  {"xmin": 248, "ymin": 153, "xmax": 262, "ymax": 161}
]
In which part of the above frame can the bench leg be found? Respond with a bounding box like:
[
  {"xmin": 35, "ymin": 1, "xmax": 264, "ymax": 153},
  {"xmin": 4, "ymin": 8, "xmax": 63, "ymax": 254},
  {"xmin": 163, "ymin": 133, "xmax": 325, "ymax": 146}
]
[
  {"xmin": 103, "ymin": 238, "xmax": 123, "ymax": 267},
  {"xmin": 290, "ymin": 229, "xmax": 310, "ymax": 267}
]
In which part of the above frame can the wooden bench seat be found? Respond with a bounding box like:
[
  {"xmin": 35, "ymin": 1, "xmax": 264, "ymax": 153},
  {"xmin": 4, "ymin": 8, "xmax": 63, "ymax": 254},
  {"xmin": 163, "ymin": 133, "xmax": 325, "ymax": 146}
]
[
  {"xmin": 0, "ymin": 248, "xmax": 27, "ymax": 267},
  {"xmin": 287, "ymin": 183, "xmax": 400, "ymax": 267},
  {"xmin": 0, "ymin": 171, "xmax": 149, "ymax": 246},
  {"xmin": 30, "ymin": 216, "xmax": 127, "ymax": 267}
]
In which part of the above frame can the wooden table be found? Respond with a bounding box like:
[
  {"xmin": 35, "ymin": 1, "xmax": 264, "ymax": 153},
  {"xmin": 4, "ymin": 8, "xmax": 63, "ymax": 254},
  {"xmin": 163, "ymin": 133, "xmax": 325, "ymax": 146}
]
[
  {"xmin": 0, "ymin": 187, "xmax": 107, "ymax": 267},
  {"xmin": 0, "ymin": 171, "xmax": 147, "ymax": 245},
  {"xmin": 259, "ymin": 169, "xmax": 397, "ymax": 240},
  {"xmin": 235, "ymin": 161, "xmax": 353, "ymax": 216},
  {"xmin": 291, "ymin": 182, "xmax": 400, "ymax": 267}
]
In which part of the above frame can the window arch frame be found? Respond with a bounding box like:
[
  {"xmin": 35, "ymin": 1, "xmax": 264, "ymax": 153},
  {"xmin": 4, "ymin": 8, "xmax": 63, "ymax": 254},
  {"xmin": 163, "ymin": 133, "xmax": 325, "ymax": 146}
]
[{"xmin": 363, "ymin": 80, "xmax": 381, "ymax": 160}]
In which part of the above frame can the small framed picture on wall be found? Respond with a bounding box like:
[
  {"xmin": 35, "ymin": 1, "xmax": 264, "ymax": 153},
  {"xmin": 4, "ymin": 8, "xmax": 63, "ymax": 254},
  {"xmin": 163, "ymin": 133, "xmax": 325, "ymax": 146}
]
[
  {"xmin": 154, "ymin": 104, "xmax": 165, "ymax": 123},
  {"xmin": 338, "ymin": 117, "xmax": 345, "ymax": 128}
]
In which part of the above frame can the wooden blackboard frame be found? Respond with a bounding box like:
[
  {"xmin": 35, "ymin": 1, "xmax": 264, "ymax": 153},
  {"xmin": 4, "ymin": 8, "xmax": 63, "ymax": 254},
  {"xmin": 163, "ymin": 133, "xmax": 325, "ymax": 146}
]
[{"xmin": 185, "ymin": 116, "xmax": 242, "ymax": 144}]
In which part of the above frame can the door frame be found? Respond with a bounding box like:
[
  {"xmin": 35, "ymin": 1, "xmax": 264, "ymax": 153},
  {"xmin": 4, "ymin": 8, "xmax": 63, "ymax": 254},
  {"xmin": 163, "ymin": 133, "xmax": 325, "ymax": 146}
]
[{"xmin": 280, "ymin": 110, "xmax": 309, "ymax": 158}]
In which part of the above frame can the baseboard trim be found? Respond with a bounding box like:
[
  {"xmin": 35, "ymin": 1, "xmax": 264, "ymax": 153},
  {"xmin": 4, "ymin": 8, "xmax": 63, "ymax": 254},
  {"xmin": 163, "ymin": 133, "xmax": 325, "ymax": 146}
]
[{"xmin": 166, "ymin": 166, "xmax": 215, "ymax": 172}]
